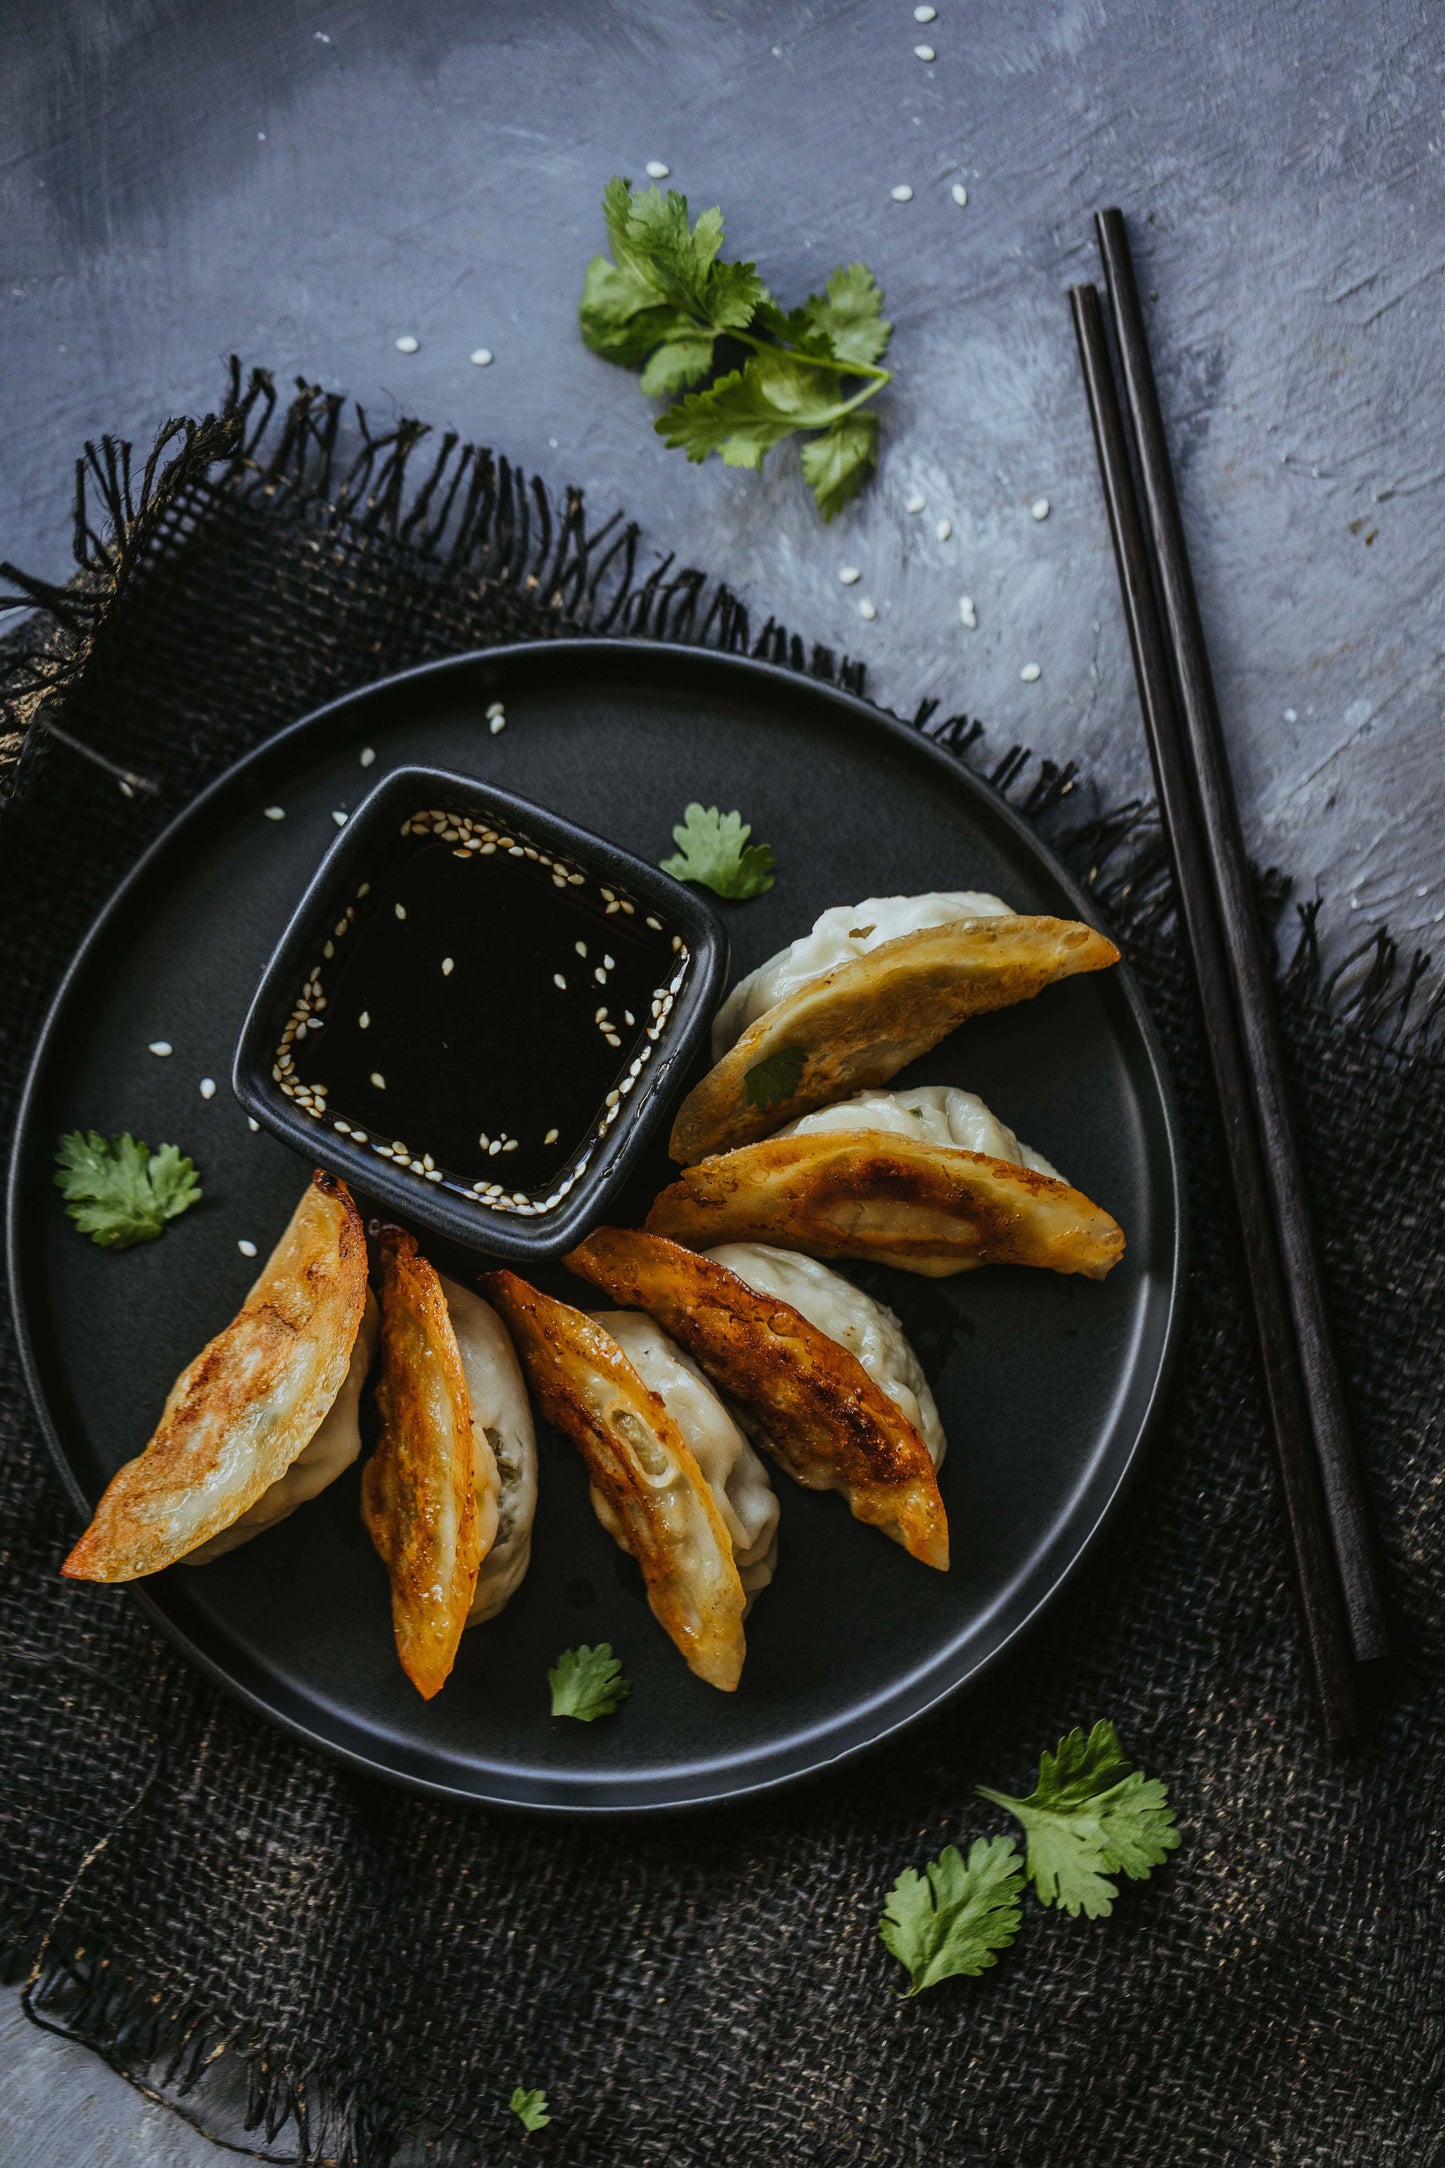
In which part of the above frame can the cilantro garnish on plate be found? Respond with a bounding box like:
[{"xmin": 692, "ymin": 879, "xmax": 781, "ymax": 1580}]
[
  {"xmin": 509, "ymin": 2087, "xmax": 551, "ymax": 2134},
  {"xmin": 879, "ymin": 1835, "xmax": 1024, "ymax": 1996},
  {"xmin": 54, "ymin": 1131, "xmax": 202, "ymax": 1250},
  {"xmin": 580, "ymin": 177, "xmax": 893, "ymax": 520},
  {"xmin": 661, "ymin": 803, "xmax": 775, "ymax": 901},
  {"xmin": 977, "ymin": 1719, "xmax": 1180, "ymax": 1919},
  {"xmin": 548, "ymin": 1643, "xmax": 630, "ymax": 1722}
]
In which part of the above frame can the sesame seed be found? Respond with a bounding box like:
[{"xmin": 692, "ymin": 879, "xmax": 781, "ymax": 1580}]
[
  {"xmin": 890, "ymin": 184, "xmax": 913, "ymax": 203},
  {"xmin": 470, "ymin": 347, "xmax": 493, "ymax": 367},
  {"xmin": 594, "ymin": 1005, "xmax": 608, "ymax": 1022},
  {"xmin": 358, "ymin": 1011, "xmax": 370, "ymax": 1029},
  {"xmin": 839, "ymin": 566, "xmax": 861, "ymax": 585},
  {"xmin": 1031, "ymin": 497, "xmax": 1051, "ymax": 521},
  {"xmin": 335, "ymin": 1120, "xmax": 351, "ymax": 1134},
  {"xmin": 359, "ymin": 746, "xmax": 376, "ymax": 767},
  {"xmin": 553, "ymin": 972, "xmax": 567, "ymax": 990},
  {"xmin": 503, "ymin": 1138, "xmax": 518, "ymax": 1151},
  {"xmin": 914, "ymin": 4, "xmax": 936, "ymax": 18},
  {"xmin": 357, "ymin": 882, "xmax": 371, "ymax": 897},
  {"xmin": 394, "ymin": 903, "xmax": 407, "ymax": 920},
  {"xmin": 148, "ymin": 1040, "xmax": 173, "ymax": 1057},
  {"xmin": 489, "ymin": 714, "xmax": 506, "ymax": 735},
  {"xmin": 394, "ymin": 335, "xmax": 419, "ymax": 354},
  {"xmin": 624, "ymin": 1010, "xmax": 635, "ymax": 1026},
  {"xmin": 370, "ymin": 1072, "xmax": 386, "ymax": 1088},
  {"xmin": 247, "ymin": 1117, "xmax": 259, "ymax": 1132},
  {"xmin": 1020, "ymin": 663, "xmax": 1041, "ymax": 683},
  {"xmin": 935, "ymin": 518, "xmax": 951, "ymax": 541},
  {"xmin": 858, "ymin": 598, "xmax": 877, "ymax": 621},
  {"xmin": 603, "ymin": 954, "xmax": 615, "ymax": 970},
  {"xmin": 914, "ymin": 43, "xmax": 935, "ymax": 60},
  {"xmin": 605, "ymin": 900, "xmax": 619, "ymax": 913},
  {"xmin": 951, "ymin": 182, "xmax": 968, "ymax": 208},
  {"xmin": 263, "ymin": 805, "xmax": 285, "ymax": 822},
  {"xmin": 646, "ymin": 915, "xmax": 662, "ymax": 930},
  {"xmin": 605, "ymin": 1091, "xmax": 619, "ymax": 1107},
  {"xmin": 441, "ymin": 956, "xmax": 454, "ymax": 975},
  {"xmin": 905, "ymin": 492, "xmax": 926, "ymax": 514},
  {"xmin": 199, "ymin": 1077, "xmax": 216, "ymax": 1099},
  {"xmin": 332, "ymin": 809, "xmax": 347, "ymax": 827},
  {"xmin": 959, "ymin": 595, "xmax": 978, "ymax": 629},
  {"xmin": 238, "ymin": 1239, "xmax": 258, "ymax": 1259},
  {"xmin": 645, "ymin": 160, "xmax": 670, "ymax": 179},
  {"xmin": 489, "ymin": 1139, "xmax": 502, "ymax": 1156},
  {"xmin": 605, "ymin": 1033, "xmax": 621, "ymax": 1048},
  {"xmin": 545, "ymin": 1127, "xmax": 559, "ymax": 1144},
  {"xmin": 574, "ymin": 940, "xmax": 588, "ymax": 957},
  {"xmin": 422, "ymin": 1153, "xmax": 435, "ymax": 1170}
]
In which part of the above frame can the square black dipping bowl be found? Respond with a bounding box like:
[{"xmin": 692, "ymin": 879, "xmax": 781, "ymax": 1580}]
[{"xmin": 233, "ymin": 766, "xmax": 727, "ymax": 1260}]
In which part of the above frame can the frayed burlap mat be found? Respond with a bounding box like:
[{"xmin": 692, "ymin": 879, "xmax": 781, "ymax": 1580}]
[{"xmin": 1, "ymin": 366, "xmax": 1440, "ymax": 2166}]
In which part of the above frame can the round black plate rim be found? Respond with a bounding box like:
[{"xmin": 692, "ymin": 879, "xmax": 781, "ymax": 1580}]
[{"xmin": 6, "ymin": 637, "xmax": 1186, "ymax": 1816}]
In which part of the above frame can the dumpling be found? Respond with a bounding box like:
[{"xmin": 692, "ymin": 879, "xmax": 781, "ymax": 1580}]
[
  {"xmin": 671, "ymin": 894, "xmax": 1119, "ymax": 1164},
  {"xmin": 784, "ymin": 1081, "xmax": 1061, "ymax": 1178},
  {"xmin": 565, "ymin": 1229, "xmax": 948, "ymax": 1571},
  {"xmin": 185, "ymin": 1289, "xmax": 380, "ymax": 1564},
  {"xmin": 441, "ymin": 1275, "xmax": 539, "ymax": 1628},
  {"xmin": 485, "ymin": 1271, "xmax": 747, "ymax": 1690},
  {"xmin": 648, "ymin": 1086, "xmax": 1124, "ymax": 1280},
  {"xmin": 703, "ymin": 1243, "xmax": 945, "ymax": 1467},
  {"xmin": 596, "ymin": 1310, "xmax": 780, "ymax": 1604},
  {"xmin": 362, "ymin": 1231, "xmax": 500, "ymax": 1700},
  {"xmin": 63, "ymin": 1172, "xmax": 369, "ymax": 1582}
]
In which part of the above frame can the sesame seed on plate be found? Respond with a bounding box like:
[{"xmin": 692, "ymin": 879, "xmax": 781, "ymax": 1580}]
[
  {"xmin": 951, "ymin": 182, "xmax": 968, "ymax": 208},
  {"xmin": 489, "ymin": 714, "xmax": 506, "ymax": 735},
  {"xmin": 839, "ymin": 566, "xmax": 861, "ymax": 585},
  {"xmin": 645, "ymin": 160, "xmax": 670, "ymax": 179},
  {"xmin": 905, "ymin": 492, "xmax": 926, "ymax": 513},
  {"xmin": 394, "ymin": 903, "xmax": 407, "ymax": 920},
  {"xmin": 485, "ymin": 700, "xmax": 505, "ymax": 719},
  {"xmin": 470, "ymin": 348, "xmax": 493, "ymax": 367},
  {"xmin": 199, "ymin": 1078, "xmax": 216, "ymax": 1099},
  {"xmin": 394, "ymin": 335, "xmax": 419, "ymax": 354},
  {"xmin": 914, "ymin": 3, "xmax": 936, "ymax": 17},
  {"xmin": 148, "ymin": 1040, "xmax": 173, "ymax": 1057},
  {"xmin": 370, "ymin": 1072, "xmax": 386, "ymax": 1088},
  {"xmin": 1031, "ymin": 497, "xmax": 1051, "ymax": 520},
  {"xmin": 247, "ymin": 1117, "xmax": 259, "ymax": 1132},
  {"xmin": 238, "ymin": 1239, "xmax": 258, "ymax": 1258},
  {"xmin": 553, "ymin": 973, "xmax": 567, "ymax": 990},
  {"xmin": 914, "ymin": 43, "xmax": 935, "ymax": 60},
  {"xmin": 1020, "ymin": 663, "xmax": 1041, "ymax": 683},
  {"xmin": 332, "ymin": 809, "xmax": 348, "ymax": 826},
  {"xmin": 959, "ymin": 595, "xmax": 978, "ymax": 629},
  {"xmin": 264, "ymin": 806, "xmax": 285, "ymax": 821},
  {"xmin": 890, "ymin": 184, "xmax": 914, "ymax": 203},
  {"xmin": 359, "ymin": 746, "xmax": 376, "ymax": 767},
  {"xmin": 858, "ymin": 598, "xmax": 877, "ymax": 621},
  {"xmin": 935, "ymin": 518, "xmax": 951, "ymax": 541}
]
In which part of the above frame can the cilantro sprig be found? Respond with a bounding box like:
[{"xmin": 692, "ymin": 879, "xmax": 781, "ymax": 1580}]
[
  {"xmin": 581, "ymin": 178, "xmax": 892, "ymax": 520},
  {"xmin": 54, "ymin": 1131, "xmax": 202, "ymax": 1250},
  {"xmin": 548, "ymin": 1643, "xmax": 630, "ymax": 1722},
  {"xmin": 744, "ymin": 1044, "xmax": 808, "ymax": 1109},
  {"xmin": 661, "ymin": 803, "xmax": 775, "ymax": 900},
  {"xmin": 880, "ymin": 1836, "xmax": 1024, "ymax": 1996},
  {"xmin": 977, "ymin": 1719, "xmax": 1181, "ymax": 1919},
  {"xmin": 510, "ymin": 2087, "xmax": 551, "ymax": 2135}
]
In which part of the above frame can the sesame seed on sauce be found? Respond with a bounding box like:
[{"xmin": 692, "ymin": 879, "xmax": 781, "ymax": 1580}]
[
  {"xmin": 441, "ymin": 957, "xmax": 454, "ymax": 975},
  {"xmin": 553, "ymin": 973, "xmax": 567, "ymax": 990},
  {"xmin": 148, "ymin": 1040, "xmax": 173, "ymax": 1056},
  {"xmin": 394, "ymin": 903, "xmax": 407, "ymax": 920},
  {"xmin": 370, "ymin": 1072, "xmax": 386, "ymax": 1089},
  {"xmin": 545, "ymin": 1127, "xmax": 559, "ymax": 1145}
]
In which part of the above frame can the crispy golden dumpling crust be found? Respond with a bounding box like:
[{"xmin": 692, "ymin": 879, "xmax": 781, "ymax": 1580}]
[
  {"xmin": 647, "ymin": 1133, "xmax": 1125, "ymax": 1280},
  {"xmin": 565, "ymin": 1229, "xmax": 949, "ymax": 1571},
  {"xmin": 670, "ymin": 915, "xmax": 1119, "ymax": 1164},
  {"xmin": 63, "ymin": 1172, "xmax": 369, "ymax": 1583},
  {"xmin": 485, "ymin": 1271, "xmax": 747, "ymax": 1691},
  {"xmin": 362, "ymin": 1230, "xmax": 492, "ymax": 1700}
]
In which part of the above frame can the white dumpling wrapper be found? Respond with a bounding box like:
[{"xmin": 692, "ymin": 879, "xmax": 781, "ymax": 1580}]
[
  {"xmin": 591, "ymin": 1310, "xmax": 780, "ymax": 1603},
  {"xmin": 712, "ymin": 891, "xmax": 1014, "ymax": 1057},
  {"xmin": 184, "ymin": 1289, "xmax": 380, "ymax": 1564},
  {"xmin": 779, "ymin": 1081, "xmax": 1061, "ymax": 1181},
  {"xmin": 441, "ymin": 1277, "xmax": 539, "ymax": 1627},
  {"xmin": 704, "ymin": 1243, "xmax": 947, "ymax": 1469}
]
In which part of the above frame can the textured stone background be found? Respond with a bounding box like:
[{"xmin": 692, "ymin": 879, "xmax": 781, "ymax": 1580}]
[{"xmin": 1, "ymin": 0, "xmax": 1440, "ymax": 2159}]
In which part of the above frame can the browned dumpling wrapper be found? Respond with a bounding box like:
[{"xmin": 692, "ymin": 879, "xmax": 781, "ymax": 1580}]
[
  {"xmin": 362, "ymin": 1230, "xmax": 496, "ymax": 1701},
  {"xmin": 646, "ymin": 1132, "xmax": 1125, "ymax": 1281},
  {"xmin": 485, "ymin": 1270, "xmax": 747, "ymax": 1692},
  {"xmin": 670, "ymin": 915, "xmax": 1119, "ymax": 1164},
  {"xmin": 63, "ymin": 1172, "xmax": 369, "ymax": 1583},
  {"xmin": 564, "ymin": 1229, "xmax": 949, "ymax": 1572}
]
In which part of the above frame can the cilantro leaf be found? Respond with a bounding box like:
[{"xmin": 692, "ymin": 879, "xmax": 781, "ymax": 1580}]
[
  {"xmin": 580, "ymin": 178, "xmax": 892, "ymax": 520},
  {"xmin": 548, "ymin": 1643, "xmax": 629, "ymax": 1722},
  {"xmin": 800, "ymin": 411, "xmax": 879, "ymax": 522},
  {"xmin": 880, "ymin": 1835, "xmax": 1024, "ymax": 1996},
  {"xmin": 54, "ymin": 1131, "xmax": 202, "ymax": 1250},
  {"xmin": 977, "ymin": 1720, "xmax": 1180, "ymax": 1919},
  {"xmin": 661, "ymin": 803, "xmax": 775, "ymax": 900},
  {"xmin": 743, "ymin": 1043, "xmax": 808, "ymax": 1109},
  {"xmin": 510, "ymin": 2087, "xmax": 551, "ymax": 2134}
]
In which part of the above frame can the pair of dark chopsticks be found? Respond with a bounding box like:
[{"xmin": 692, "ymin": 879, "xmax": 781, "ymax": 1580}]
[{"xmin": 1070, "ymin": 211, "xmax": 1388, "ymax": 1741}]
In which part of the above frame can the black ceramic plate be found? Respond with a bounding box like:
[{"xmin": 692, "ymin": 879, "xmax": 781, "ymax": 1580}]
[{"xmin": 8, "ymin": 641, "xmax": 1183, "ymax": 1814}]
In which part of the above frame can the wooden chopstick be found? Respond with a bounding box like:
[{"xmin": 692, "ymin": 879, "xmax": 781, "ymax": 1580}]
[{"xmin": 1069, "ymin": 259, "xmax": 1381, "ymax": 1740}]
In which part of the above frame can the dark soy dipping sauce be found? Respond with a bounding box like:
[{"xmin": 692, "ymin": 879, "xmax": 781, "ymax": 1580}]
[{"xmin": 274, "ymin": 808, "xmax": 688, "ymax": 1215}]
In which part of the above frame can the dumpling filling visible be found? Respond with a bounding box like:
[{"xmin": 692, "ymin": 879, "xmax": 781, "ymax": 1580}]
[{"xmin": 441, "ymin": 1276, "xmax": 539, "ymax": 1628}]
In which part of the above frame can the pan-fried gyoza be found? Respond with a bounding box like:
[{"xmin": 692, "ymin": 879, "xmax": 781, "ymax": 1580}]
[
  {"xmin": 63, "ymin": 1172, "xmax": 370, "ymax": 1582},
  {"xmin": 670, "ymin": 893, "xmax": 1119, "ymax": 1163},
  {"xmin": 485, "ymin": 1272, "xmax": 749, "ymax": 1690},
  {"xmin": 564, "ymin": 1229, "xmax": 949, "ymax": 1570}
]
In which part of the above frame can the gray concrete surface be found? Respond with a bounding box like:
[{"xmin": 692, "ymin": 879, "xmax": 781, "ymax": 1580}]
[{"xmin": 2, "ymin": 0, "xmax": 1442, "ymax": 2160}]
